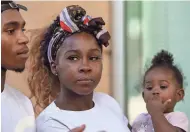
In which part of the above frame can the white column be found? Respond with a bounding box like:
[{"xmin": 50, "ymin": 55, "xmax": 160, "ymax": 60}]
[{"xmin": 111, "ymin": 1, "xmax": 125, "ymax": 110}]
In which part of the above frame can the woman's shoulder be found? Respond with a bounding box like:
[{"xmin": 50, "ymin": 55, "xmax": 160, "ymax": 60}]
[
  {"xmin": 93, "ymin": 92, "xmax": 111, "ymax": 98},
  {"xmin": 36, "ymin": 102, "xmax": 58, "ymax": 121},
  {"xmin": 93, "ymin": 92, "xmax": 123, "ymax": 114},
  {"xmin": 93, "ymin": 92, "xmax": 118, "ymax": 105}
]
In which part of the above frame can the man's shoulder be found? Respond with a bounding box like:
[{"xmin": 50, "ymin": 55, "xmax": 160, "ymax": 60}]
[
  {"xmin": 2, "ymin": 84, "xmax": 31, "ymax": 103},
  {"xmin": 2, "ymin": 84, "xmax": 28, "ymax": 99},
  {"xmin": 2, "ymin": 84, "xmax": 34, "ymax": 115},
  {"xmin": 1, "ymin": 85, "xmax": 35, "ymax": 132}
]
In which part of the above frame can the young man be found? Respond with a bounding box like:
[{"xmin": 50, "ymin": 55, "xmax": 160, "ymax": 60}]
[{"xmin": 1, "ymin": 1, "xmax": 35, "ymax": 132}]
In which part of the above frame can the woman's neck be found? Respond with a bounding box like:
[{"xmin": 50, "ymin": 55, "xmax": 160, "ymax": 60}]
[{"xmin": 55, "ymin": 87, "xmax": 94, "ymax": 111}]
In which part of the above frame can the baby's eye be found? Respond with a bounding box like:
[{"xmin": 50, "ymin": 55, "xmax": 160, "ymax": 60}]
[
  {"xmin": 146, "ymin": 87, "xmax": 152, "ymax": 91},
  {"xmin": 160, "ymin": 85, "xmax": 167, "ymax": 89}
]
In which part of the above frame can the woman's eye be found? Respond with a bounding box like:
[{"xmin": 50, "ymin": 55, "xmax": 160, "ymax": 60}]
[
  {"xmin": 68, "ymin": 56, "xmax": 79, "ymax": 61},
  {"xmin": 90, "ymin": 56, "xmax": 101, "ymax": 61}
]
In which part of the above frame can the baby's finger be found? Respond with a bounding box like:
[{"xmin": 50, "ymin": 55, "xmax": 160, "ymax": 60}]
[{"xmin": 163, "ymin": 99, "xmax": 171, "ymax": 107}]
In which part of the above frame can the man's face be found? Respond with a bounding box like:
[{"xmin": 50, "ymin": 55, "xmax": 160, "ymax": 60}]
[{"xmin": 1, "ymin": 9, "xmax": 29, "ymax": 72}]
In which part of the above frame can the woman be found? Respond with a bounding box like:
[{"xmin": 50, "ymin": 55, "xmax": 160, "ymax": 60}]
[{"xmin": 29, "ymin": 5, "xmax": 131, "ymax": 132}]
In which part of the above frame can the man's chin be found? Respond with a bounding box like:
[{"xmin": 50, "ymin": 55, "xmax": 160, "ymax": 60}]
[
  {"xmin": 2, "ymin": 65, "xmax": 25, "ymax": 73},
  {"xmin": 12, "ymin": 68, "xmax": 25, "ymax": 73},
  {"xmin": 9, "ymin": 67, "xmax": 25, "ymax": 73}
]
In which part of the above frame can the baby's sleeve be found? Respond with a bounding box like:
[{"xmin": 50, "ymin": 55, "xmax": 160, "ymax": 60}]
[
  {"xmin": 131, "ymin": 113, "xmax": 147, "ymax": 132},
  {"xmin": 167, "ymin": 112, "xmax": 189, "ymax": 132}
]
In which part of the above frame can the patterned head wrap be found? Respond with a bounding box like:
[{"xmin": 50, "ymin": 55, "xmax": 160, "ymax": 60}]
[{"xmin": 47, "ymin": 5, "xmax": 111, "ymax": 64}]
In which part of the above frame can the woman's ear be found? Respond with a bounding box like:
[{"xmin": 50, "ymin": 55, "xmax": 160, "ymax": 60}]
[
  {"xmin": 50, "ymin": 61, "xmax": 58, "ymax": 76},
  {"xmin": 176, "ymin": 88, "xmax": 185, "ymax": 102}
]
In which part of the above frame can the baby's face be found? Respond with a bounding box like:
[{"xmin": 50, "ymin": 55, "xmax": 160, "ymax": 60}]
[{"xmin": 143, "ymin": 67, "xmax": 180, "ymax": 112}]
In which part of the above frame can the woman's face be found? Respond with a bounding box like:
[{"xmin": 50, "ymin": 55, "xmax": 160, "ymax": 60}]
[{"xmin": 51, "ymin": 32, "xmax": 103, "ymax": 95}]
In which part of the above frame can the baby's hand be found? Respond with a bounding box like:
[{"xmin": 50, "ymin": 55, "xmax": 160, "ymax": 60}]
[
  {"xmin": 146, "ymin": 95, "xmax": 171, "ymax": 115},
  {"xmin": 69, "ymin": 124, "xmax": 86, "ymax": 132}
]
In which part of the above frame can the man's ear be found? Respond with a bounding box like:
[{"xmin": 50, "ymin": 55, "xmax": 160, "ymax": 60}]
[{"xmin": 176, "ymin": 88, "xmax": 185, "ymax": 102}]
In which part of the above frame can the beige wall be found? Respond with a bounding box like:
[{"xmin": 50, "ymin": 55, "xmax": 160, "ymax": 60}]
[{"xmin": 6, "ymin": 2, "xmax": 112, "ymax": 102}]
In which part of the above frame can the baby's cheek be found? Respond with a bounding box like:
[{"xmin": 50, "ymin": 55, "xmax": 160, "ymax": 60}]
[{"xmin": 143, "ymin": 92, "xmax": 152, "ymax": 102}]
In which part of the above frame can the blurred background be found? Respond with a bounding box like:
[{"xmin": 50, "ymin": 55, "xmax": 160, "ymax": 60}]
[{"xmin": 5, "ymin": 1, "xmax": 190, "ymax": 123}]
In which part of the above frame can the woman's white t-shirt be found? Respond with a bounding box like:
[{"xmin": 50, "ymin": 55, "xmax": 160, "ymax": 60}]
[{"xmin": 36, "ymin": 92, "xmax": 130, "ymax": 132}]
